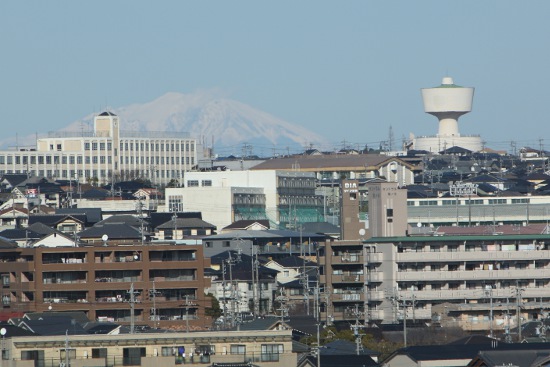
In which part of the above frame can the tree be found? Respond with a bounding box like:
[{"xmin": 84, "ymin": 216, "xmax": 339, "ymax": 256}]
[{"xmin": 205, "ymin": 293, "xmax": 222, "ymax": 319}]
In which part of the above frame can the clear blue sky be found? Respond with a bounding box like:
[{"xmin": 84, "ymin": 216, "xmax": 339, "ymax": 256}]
[{"xmin": 1, "ymin": 1, "xmax": 549, "ymax": 153}]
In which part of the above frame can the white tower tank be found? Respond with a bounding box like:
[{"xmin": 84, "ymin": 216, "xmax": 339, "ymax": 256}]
[
  {"xmin": 422, "ymin": 76, "xmax": 474, "ymax": 136},
  {"xmin": 413, "ymin": 77, "xmax": 482, "ymax": 152}
]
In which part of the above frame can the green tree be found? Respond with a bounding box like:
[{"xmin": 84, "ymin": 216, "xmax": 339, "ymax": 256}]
[{"xmin": 205, "ymin": 293, "xmax": 222, "ymax": 319}]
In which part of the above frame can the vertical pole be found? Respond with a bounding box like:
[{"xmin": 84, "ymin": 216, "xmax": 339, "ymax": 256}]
[
  {"xmin": 490, "ymin": 289, "xmax": 493, "ymax": 338},
  {"xmin": 65, "ymin": 330, "xmax": 69, "ymax": 367},
  {"xmin": 403, "ymin": 300, "xmax": 407, "ymax": 347},
  {"xmin": 129, "ymin": 283, "xmax": 135, "ymax": 334},
  {"xmin": 185, "ymin": 295, "xmax": 190, "ymax": 333},
  {"xmin": 316, "ymin": 321, "xmax": 321, "ymax": 367}
]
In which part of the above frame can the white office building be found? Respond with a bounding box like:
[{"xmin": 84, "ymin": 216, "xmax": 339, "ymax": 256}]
[
  {"xmin": 0, "ymin": 112, "xmax": 198, "ymax": 186},
  {"xmin": 164, "ymin": 170, "xmax": 324, "ymax": 230}
]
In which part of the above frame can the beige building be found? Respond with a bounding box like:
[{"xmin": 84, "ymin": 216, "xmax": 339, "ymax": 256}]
[
  {"xmin": 0, "ymin": 330, "xmax": 296, "ymax": 367},
  {"xmin": 363, "ymin": 230, "xmax": 550, "ymax": 331},
  {"xmin": 0, "ymin": 112, "xmax": 198, "ymax": 186}
]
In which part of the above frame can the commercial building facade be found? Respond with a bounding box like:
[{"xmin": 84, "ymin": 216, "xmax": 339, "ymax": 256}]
[
  {"xmin": 164, "ymin": 170, "xmax": 324, "ymax": 230},
  {"xmin": 0, "ymin": 112, "xmax": 198, "ymax": 186}
]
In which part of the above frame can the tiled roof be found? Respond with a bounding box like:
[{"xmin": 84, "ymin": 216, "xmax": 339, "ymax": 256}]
[
  {"xmin": 156, "ymin": 217, "xmax": 216, "ymax": 230},
  {"xmin": 250, "ymin": 154, "xmax": 412, "ymax": 171}
]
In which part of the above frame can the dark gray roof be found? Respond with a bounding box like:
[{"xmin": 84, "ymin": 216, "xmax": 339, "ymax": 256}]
[
  {"xmin": 205, "ymin": 229, "xmax": 326, "ymax": 241},
  {"xmin": 78, "ymin": 223, "xmax": 142, "ymax": 239},
  {"xmin": 0, "ymin": 322, "xmax": 36, "ymax": 337},
  {"xmin": 19, "ymin": 316, "xmax": 88, "ymax": 335},
  {"xmin": 24, "ymin": 311, "xmax": 90, "ymax": 324},
  {"xmin": 27, "ymin": 222, "xmax": 59, "ymax": 235},
  {"xmin": 96, "ymin": 214, "xmax": 146, "ymax": 228},
  {"xmin": 0, "ymin": 229, "xmax": 42, "ymax": 241},
  {"xmin": 473, "ymin": 349, "xmax": 550, "ymax": 367},
  {"xmin": 28, "ymin": 214, "xmax": 86, "ymax": 227},
  {"xmin": 273, "ymin": 255, "xmax": 317, "ymax": 268},
  {"xmin": 251, "ymin": 154, "xmax": 413, "ymax": 171},
  {"xmin": 0, "ymin": 236, "xmax": 18, "ymax": 248},
  {"xmin": 99, "ymin": 111, "xmax": 117, "ymax": 116},
  {"xmin": 57, "ymin": 208, "xmax": 102, "ymax": 224},
  {"xmin": 223, "ymin": 220, "xmax": 270, "ymax": 230},
  {"xmin": 157, "ymin": 217, "xmax": 216, "ymax": 230},
  {"xmin": 300, "ymin": 222, "xmax": 340, "ymax": 235}
]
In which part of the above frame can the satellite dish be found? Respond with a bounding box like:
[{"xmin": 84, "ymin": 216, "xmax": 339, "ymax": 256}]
[
  {"xmin": 102, "ymin": 234, "xmax": 108, "ymax": 242},
  {"xmin": 359, "ymin": 229, "xmax": 366, "ymax": 236},
  {"xmin": 417, "ymin": 222, "xmax": 422, "ymax": 228},
  {"xmin": 0, "ymin": 327, "xmax": 6, "ymax": 336}
]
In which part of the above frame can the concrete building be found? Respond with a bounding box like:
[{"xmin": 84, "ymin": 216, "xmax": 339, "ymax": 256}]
[
  {"xmin": 251, "ymin": 154, "xmax": 415, "ymax": 187},
  {"xmin": 363, "ymin": 229, "xmax": 550, "ymax": 331},
  {"xmin": 0, "ymin": 329, "xmax": 297, "ymax": 367},
  {"xmin": 0, "ymin": 242, "xmax": 211, "ymax": 330},
  {"xmin": 406, "ymin": 194, "xmax": 550, "ymax": 227},
  {"xmin": 0, "ymin": 112, "xmax": 198, "ymax": 186},
  {"xmin": 413, "ymin": 77, "xmax": 482, "ymax": 153},
  {"xmin": 164, "ymin": 170, "xmax": 324, "ymax": 230}
]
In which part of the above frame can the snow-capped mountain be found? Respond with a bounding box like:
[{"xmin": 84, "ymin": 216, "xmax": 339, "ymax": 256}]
[{"xmin": 63, "ymin": 91, "xmax": 329, "ymax": 154}]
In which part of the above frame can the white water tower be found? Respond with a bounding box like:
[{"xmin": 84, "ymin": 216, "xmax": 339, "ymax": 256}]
[{"xmin": 413, "ymin": 77, "xmax": 482, "ymax": 152}]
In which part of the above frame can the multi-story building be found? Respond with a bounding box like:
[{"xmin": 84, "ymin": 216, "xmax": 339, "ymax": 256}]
[
  {"xmin": 0, "ymin": 242, "xmax": 211, "ymax": 330},
  {"xmin": 0, "ymin": 112, "xmax": 198, "ymax": 186},
  {"xmin": 363, "ymin": 228, "xmax": 550, "ymax": 332},
  {"xmin": 407, "ymin": 195, "xmax": 550, "ymax": 227},
  {"xmin": 164, "ymin": 170, "xmax": 324, "ymax": 230},
  {"xmin": 0, "ymin": 329, "xmax": 297, "ymax": 367},
  {"xmin": 319, "ymin": 239, "xmax": 364, "ymax": 324}
]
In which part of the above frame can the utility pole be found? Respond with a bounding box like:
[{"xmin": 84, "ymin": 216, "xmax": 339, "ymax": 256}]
[
  {"xmin": 127, "ymin": 283, "xmax": 139, "ymax": 334},
  {"xmin": 150, "ymin": 281, "xmax": 158, "ymax": 328},
  {"xmin": 516, "ymin": 284, "xmax": 524, "ymax": 342},
  {"xmin": 485, "ymin": 285, "xmax": 494, "ymax": 338},
  {"xmin": 275, "ymin": 288, "xmax": 289, "ymax": 324},
  {"xmin": 184, "ymin": 295, "xmax": 190, "ymax": 333},
  {"xmin": 350, "ymin": 305, "xmax": 365, "ymax": 355}
]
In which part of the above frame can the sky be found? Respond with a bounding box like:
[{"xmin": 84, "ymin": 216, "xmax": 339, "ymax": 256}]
[{"xmin": 1, "ymin": 1, "xmax": 550, "ymax": 153}]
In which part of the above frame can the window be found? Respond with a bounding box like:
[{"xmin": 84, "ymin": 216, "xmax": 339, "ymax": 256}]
[
  {"xmin": 202, "ymin": 180, "xmax": 212, "ymax": 187},
  {"xmin": 100, "ymin": 143, "xmax": 105, "ymax": 150},
  {"xmin": 84, "ymin": 143, "xmax": 90, "ymax": 150},
  {"xmin": 123, "ymin": 348, "xmax": 145, "ymax": 366},
  {"xmin": 230, "ymin": 345, "xmax": 246, "ymax": 355},
  {"xmin": 2, "ymin": 274, "xmax": 9, "ymax": 287},
  {"xmin": 261, "ymin": 344, "xmax": 283, "ymax": 362},
  {"xmin": 92, "ymin": 348, "xmax": 107, "ymax": 358},
  {"xmin": 92, "ymin": 142, "xmax": 98, "ymax": 151},
  {"xmin": 223, "ymin": 241, "xmax": 230, "ymax": 247},
  {"xmin": 187, "ymin": 180, "xmax": 199, "ymax": 187}
]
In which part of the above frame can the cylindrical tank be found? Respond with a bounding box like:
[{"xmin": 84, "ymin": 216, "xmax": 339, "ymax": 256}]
[{"xmin": 421, "ymin": 77, "xmax": 474, "ymax": 136}]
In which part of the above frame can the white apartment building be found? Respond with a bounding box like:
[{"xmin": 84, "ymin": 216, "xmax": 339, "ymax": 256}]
[
  {"xmin": 407, "ymin": 195, "xmax": 550, "ymax": 227},
  {"xmin": 364, "ymin": 230, "xmax": 550, "ymax": 332},
  {"xmin": 164, "ymin": 170, "xmax": 324, "ymax": 230},
  {"xmin": 0, "ymin": 112, "xmax": 198, "ymax": 186}
]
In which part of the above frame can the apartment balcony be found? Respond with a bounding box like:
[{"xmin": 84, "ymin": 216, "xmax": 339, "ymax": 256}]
[
  {"xmin": 365, "ymin": 271, "xmax": 384, "ymax": 282},
  {"xmin": 366, "ymin": 309, "xmax": 385, "ymax": 321},
  {"xmin": 365, "ymin": 252, "xmax": 383, "ymax": 263},
  {"xmin": 330, "ymin": 274, "xmax": 364, "ymax": 283},
  {"xmin": 367, "ymin": 290, "xmax": 385, "ymax": 301},
  {"xmin": 332, "ymin": 293, "xmax": 364, "ymax": 302},
  {"xmin": 397, "ymin": 249, "xmax": 550, "ymax": 263},
  {"xmin": 397, "ymin": 269, "xmax": 550, "ymax": 282},
  {"xmin": 331, "ymin": 254, "xmax": 364, "ymax": 265}
]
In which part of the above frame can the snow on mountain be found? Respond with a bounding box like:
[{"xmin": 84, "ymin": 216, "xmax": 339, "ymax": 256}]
[{"xmin": 62, "ymin": 91, "xmax": 329, "ymax": 153}]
